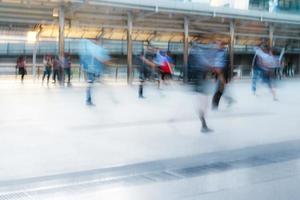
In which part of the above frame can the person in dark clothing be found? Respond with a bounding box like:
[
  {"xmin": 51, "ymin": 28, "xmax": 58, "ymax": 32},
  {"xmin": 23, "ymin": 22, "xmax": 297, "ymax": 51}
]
[
  {"xmin": 211, "ymin": 41, "xmax": 235, "ymax": 110},
  {"xmin": 42, "ymin": 55, "xmax": 52, "ymax": 85},
  {"xmin": 135, "ymin": 50, "xmax": 155, "ymax": 98},
  {"xmin": 252, "ymin": 48, "xmax": 264, "ymax": 95},
  {"xmin": 16, "ymin": 56, "xmax": 27, "ymax": 83},
  {"xmin": 140, "ymin": 47, "xmax": 163, "ymax": 88},
  {"xmin": 136, "ymin": 52, "xmax": 147, "ymax": 98},
  {"xmin": 286, "ymin": 61, "xmax": 294, "ymax": 77},
  {"xmin": 52, "ymin": 56, "xmax": 61, "ymax": 83},
  {"xmin": 63, "ymin": 54, "xmax": 72, "ymax": 85}
]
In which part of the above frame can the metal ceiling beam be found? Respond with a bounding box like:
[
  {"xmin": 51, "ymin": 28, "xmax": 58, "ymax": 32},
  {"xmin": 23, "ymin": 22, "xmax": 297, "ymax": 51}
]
[
  {"xmin": 74, "ymin": 13, "xmax": 126, "ymax": 20},
  {"xmin": 0, "ymin": 13, "xmax": 53, "ymax": 20},
  {"xmin": 65, "ymin": 0, "xmax": 89, "ymax": 17},
  {"xmin": 0, "ymin": 17, "xmax": 55, "ymax": 24},
  {"xmin": 0, "ymin": 7, "xmax": 52, "ymax": 15}
]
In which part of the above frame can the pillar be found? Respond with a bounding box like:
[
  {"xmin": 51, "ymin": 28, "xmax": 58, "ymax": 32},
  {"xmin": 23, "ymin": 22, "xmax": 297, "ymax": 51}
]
[
  {"xmin": 32, "ymin": 37, "xmax": 38, "ymax": 81},
  {"xmin": 127, "ymin": 12, "xmax": 133, "ymax": 84},
  {"xmin": 183, "ymin": 16, "xmax": 189, "ymax": 83},
  {"xmin": 229, "ymin": 20, "xmax": 235, "ymax": 80},
  {"xmin": 269, "ymin": 24, "xmax": 274, "ymax": 48},
  {"xmin": 59, "ymin": 6, "xmax": 65, "ymax": 61}
]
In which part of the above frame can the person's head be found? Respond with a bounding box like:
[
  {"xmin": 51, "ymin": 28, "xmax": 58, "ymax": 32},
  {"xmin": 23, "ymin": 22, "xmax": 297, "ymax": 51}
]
[
  {"xmin": 270, "ymin": 47, "xmax": 276, "ymax": 55},
  {"xmin": 64, "ymin": 53, "xmax": 70, "ymax": 58},
  {"xmin": 216, "ymin": 40, "xmax": 227, "ymax": 48},
  {"xmin": 159, "ymin": 50, "xmax": 166, "ymax": 56},
  {"xmin": 266, "ymin": 45, "xmax": 272, "ymax": 53}
]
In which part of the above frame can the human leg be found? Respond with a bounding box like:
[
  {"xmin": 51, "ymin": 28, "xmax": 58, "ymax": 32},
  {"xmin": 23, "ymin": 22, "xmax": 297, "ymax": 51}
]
[
  {"xmin": 252, "ymin": 68, "xmax": 259, "ymax": 94},
  {"xmin": 86, "ymin": 72, "xmax": 95, "ymax": 105}
]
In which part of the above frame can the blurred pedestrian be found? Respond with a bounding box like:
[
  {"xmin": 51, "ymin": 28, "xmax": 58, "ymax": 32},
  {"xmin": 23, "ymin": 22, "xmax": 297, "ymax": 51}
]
[
  {"xmin": 141, "ymin": 48, "xmax": 173, "ymax": 88},
  {"xmin": 52, "ymin": 55, "xmax": 61, "ymax": 84},
  {"xmin": 251, "ymin": 46, "xmax": 264, "ymax": 95},
  {"xmin": 211, "ymin": 41, "xmax": 235, "ymax": 110},
  {"xmin": 16, "ymin": 56, "xmax": 27, "ymax": 83},
  {"xmin": 136, "ymin": 52, "xmax": 147, "ymax": 98},
  {"xmin": 287, "ymin": 61, "xmax": 294, "ymax": 77},
  {"xmin": 140, "ymin": 47, "xmax": 161, "ymax": 88},
  {"xmin": 188, "ymin": 42, "xmax": 213, "ymax": 133},
  {"xmin": 42, "ymin": 55, "xmax": 52, "ymax": 85},
  {"xmin": 154, "ymin": 50, "xmax": 173, "ymax": 84},
  {"xmin": 79, "ymin": 39, "xmax": 110, "ymax": 106},
  {"xmin": 253, "ymin": 45, "xmax": 284, "ymax": 101},
  {"xmin": 63, "ymin": 53, "xmax": 72, "ymax": 86}
]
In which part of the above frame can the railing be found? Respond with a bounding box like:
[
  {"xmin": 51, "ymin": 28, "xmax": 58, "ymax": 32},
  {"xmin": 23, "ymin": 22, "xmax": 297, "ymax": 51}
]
[
  {"xmin": 0, "ymin": 63, "xmax": 184, "ymax": 82},
  {"xmin": 0, "ymin": 40, "xmax": 186, "ymax": 56}
]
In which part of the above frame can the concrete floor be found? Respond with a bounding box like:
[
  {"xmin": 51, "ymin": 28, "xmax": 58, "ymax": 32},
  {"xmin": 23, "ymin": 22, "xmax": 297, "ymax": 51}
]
[{"xmin": 0, "ymin": 78, "xmax": 300, "ymax": 199}]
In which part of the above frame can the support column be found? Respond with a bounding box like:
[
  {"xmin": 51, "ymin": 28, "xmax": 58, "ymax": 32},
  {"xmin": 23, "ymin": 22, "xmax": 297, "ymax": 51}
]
[
  {"xmin": 32, "ymin": 37, "xmax": 38, "ymax": 81},
  {"xmin": 229, "ymin": 20, "xmax": 235, "ymax": 80},
  {"xmin": 59, "ymin": 6, "xmax": 65, "ymax": 61},
  {"xmin": 127, "ymin": 12, "xmax": 133, "ymax": 84},
  {"xmin": 183, "ymin": 16, "xmax": 189, "ymax": 83},
  {"xmin": 269, "ymin": 24, "xmax": 274, "ymax": 48}
]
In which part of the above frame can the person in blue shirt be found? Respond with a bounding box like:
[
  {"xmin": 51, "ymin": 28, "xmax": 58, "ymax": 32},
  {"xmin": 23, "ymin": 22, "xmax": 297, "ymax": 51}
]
[
  {"xmin": 79, "ymin": 39, "xmax": 110, "ymax": 106},
  {"xmin": 188, "ymin": 42, "xmax": 213, "ymax": 133}
]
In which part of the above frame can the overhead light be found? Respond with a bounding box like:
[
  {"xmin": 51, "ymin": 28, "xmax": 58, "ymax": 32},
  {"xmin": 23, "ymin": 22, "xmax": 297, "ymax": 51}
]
[
  {"xmin": 232, "ymin": 0, "xmax": 249, "ymax": 10},
  {"xmin": 210, "ymin": 0, "xmax": 228, "ymax": 7},
  {"xmin": 27, "ymin": 31, "xmax": 37, "ymax": 43},
  {"xmin": 53, "ymin": 8, "xmax": 59, "ymax": 17}
]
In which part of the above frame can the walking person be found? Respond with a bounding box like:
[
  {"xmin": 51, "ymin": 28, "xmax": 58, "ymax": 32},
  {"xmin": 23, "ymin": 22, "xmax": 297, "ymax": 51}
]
[
  {"xmin": 253, "ymin": 45, "xmax": 284, "ymax": 101},
  {"xmin": 42, "ymin": 55, "xmax": 52, "ymax": 85},
  {"xmin": 63, "ymin": 54, "xmax": 72, "ymax": 86},
  {"xmin": 16, "ymin": 56, "xmax": 27, "ymax": 83},
  {"xmin": 154, "ymin": 50, "xmax": 173, "ymax": 85},
  {"xmin": 252, "ymin": 43, "xmax": 266, "ymax": 95},
  {"xmin": 188, "ymin": 42, "xmax": 213, "ymax": 133},
  {"xmin": 287, "ymin": 61, "xmax": 294, "ymax": 77},
  {"xmin": 211, "ymin": 41, "xmax": 235, "ymax": 110},
  {"xmin": 140, "ymin": 47, "xmax": 161, "ymax": 88},
  {"xmin": 141, "ymin": 49, "xmax": 173, "ymax": 89},
  {"xmin": 136, "ymin": 52, "xmax": 147, "ymax": 98},
  {"xmin": 79, "ymin": 39, "xmax": 110, "ymax": 106},
  {"xmin": 274, "ymin": 64, "xmax": 282, "ymax": 80},
  {"xmin": 282, "ymin": 61, "xmax": 288, "ymax": 77},
  {"xmin": 136, "ymin": 49, "xmax": 155, "ymax": 99},
  {"xmin": 52, "ymin": 56, "xmax": 61, "ymax": 84}
]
